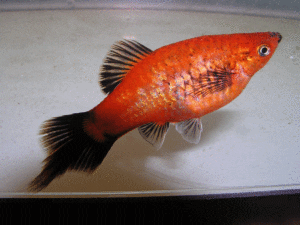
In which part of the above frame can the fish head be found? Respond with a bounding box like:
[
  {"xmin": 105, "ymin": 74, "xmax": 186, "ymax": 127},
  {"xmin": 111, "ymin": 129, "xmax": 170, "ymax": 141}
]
[{"xmin": 234, "ymin": 32, "xmax": 282, "ymax": 77}]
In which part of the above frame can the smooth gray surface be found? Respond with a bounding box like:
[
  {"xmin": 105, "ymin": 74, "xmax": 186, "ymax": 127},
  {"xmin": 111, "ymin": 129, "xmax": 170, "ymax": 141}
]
[
  {"xmin": 1, "ymin": 0, "xmax": 300, "ymax": 19},
  {"xmin": 0, "ymin": 9, "xmax": 299, "ymax": 194}
]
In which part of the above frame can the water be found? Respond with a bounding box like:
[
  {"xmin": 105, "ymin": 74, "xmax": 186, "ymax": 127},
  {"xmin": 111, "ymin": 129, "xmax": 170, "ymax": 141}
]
[{"xmin": 1, "ymin": 9, "xmax": 299, "ymax": 195}]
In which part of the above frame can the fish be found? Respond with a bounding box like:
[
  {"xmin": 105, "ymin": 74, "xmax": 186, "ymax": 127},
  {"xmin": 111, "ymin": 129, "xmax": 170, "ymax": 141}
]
[{"xmin": 29, "ymin": 32, "xmax": 282, "ymax": 191}]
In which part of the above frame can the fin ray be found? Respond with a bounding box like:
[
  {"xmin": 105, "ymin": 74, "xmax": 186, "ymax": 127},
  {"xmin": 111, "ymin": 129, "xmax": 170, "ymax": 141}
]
[
  {"xmin": 175, "ymin": 118, "xmax": 203, "ymax": 144},
  {"xmin": 99, "ymin": 39, "xmax": 152, "ymax": 94},
  {"xmin": 138, "ymin": 122, "xmax": 170, "ymax": 150}
]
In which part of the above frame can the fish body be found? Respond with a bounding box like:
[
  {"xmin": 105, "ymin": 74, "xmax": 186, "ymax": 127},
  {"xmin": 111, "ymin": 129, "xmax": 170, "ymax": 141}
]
[
  {"xmin": 90, "ymin": 32, "xmax": 281, "ymax": 137},
  {"xmin": 30, "ymin": 32, "xmax": 282, "ymax": 191}
]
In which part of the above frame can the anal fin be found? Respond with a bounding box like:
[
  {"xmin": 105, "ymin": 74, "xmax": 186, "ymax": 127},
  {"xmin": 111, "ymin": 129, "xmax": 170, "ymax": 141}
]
[
  {"xmin": 138, "ymin": 122, "xmax": 170, "ymax": 150},
  {"xmin": 175, "ymin": 118, "xmax": 203, "ymax": 144}
]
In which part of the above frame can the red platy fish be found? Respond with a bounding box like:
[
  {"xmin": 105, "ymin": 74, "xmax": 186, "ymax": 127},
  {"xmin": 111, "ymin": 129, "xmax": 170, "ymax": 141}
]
[{"xmin": 30, "ymin": 32, "xmax": 282, "ymax": 191}]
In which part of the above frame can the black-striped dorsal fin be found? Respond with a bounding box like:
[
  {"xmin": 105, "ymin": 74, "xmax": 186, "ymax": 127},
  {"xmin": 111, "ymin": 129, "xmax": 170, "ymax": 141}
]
[{"xmin": 99, "ymin": 39, "xmax": 152, "ymax": 94}]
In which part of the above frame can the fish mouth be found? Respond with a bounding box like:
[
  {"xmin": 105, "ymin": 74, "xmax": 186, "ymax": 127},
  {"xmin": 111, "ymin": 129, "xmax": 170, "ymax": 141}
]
[{"xmin": 270, "ymin": 32, "xmax": 282, "ymax": 43}]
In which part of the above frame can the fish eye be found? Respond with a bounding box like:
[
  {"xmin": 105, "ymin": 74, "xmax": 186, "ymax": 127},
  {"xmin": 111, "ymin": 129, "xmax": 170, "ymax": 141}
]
[{"xmin": 258, "ymin": 45, "xmax": 271, "ymax": 57}]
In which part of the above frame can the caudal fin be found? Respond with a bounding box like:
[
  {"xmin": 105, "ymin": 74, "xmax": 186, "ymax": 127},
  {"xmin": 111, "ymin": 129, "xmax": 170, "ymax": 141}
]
[{"xmin": 29, "ymin": 112, "xmax": 117, "ymax": 191}]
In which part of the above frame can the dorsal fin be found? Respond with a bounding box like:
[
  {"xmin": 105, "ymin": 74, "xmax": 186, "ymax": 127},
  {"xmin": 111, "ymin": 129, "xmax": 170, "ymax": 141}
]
[{"xmin": 99, "ymin": 39, "xmax": 152, "ymax": 94}]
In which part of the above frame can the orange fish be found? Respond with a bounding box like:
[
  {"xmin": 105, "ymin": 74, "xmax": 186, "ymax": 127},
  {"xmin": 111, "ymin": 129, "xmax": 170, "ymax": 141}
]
[{"xmin": 30, "ymin": 32, "xmax": 282, "ymax": 191}]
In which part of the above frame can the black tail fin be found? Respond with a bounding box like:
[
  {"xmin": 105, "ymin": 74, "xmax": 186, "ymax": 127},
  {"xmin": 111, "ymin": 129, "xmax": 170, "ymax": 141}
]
[{"xmin": 29, "ymin": 112, "xmax": 117, "ymax": 191}]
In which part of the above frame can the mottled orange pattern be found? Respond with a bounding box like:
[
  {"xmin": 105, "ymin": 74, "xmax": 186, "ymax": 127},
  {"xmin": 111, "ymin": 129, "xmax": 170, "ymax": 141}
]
[{"xmin": 92, "ymin": 32, "xmax": 281, "ymax": 136}]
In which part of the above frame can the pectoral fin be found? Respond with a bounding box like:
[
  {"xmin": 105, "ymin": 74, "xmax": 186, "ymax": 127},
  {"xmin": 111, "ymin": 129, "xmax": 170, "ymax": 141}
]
[{"xmin": 175, "ymin": 118, "xmax": 202, "ymax": 144}]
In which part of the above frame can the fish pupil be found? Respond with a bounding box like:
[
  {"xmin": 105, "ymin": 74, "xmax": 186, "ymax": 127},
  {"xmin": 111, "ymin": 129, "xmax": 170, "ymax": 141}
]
[{"xmin": 261, "ymin": 47, "xmax": 268, "ymax": 54}]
